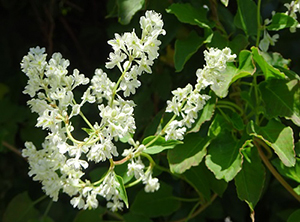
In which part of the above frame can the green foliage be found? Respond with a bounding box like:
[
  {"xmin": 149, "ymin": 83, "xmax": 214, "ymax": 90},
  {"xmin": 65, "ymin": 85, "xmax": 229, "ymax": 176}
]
[
  {"xmin": 248, "ymin": 120, "xmax": 296, "ymax": 167},
  {"xmin": 3, "ymin": 192, "xmax": 41, "ymax": 222},
  {"xmin": 235, "ymin": 146, "xmax": 265, "ymax": 211},
  {"xmin": 143, "ymin": 136, "xmax": 182, "ymax": 154},
  {"xmin": 130, "ymin": 183, "xmax": 180, "ymax": 217},
  {"xmin": 2, "ymin": 0, "xmax": 300, "ymax": 221},
  {"xmin": 167, "ymin": 133, "xmax": 209, "ymax": 174}
]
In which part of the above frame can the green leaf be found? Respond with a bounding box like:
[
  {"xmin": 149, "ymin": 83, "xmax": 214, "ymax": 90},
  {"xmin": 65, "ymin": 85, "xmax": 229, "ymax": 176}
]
[
  {"xmin": 131, "ymin": 183, "xmax": 180, "ymax": 217},
  {"xmin": 142, "ymin": 136, "xmax": 182, "ymax": 154},
  {"xmin": 234, "ymin": 0, "xmax": 258, "ymax": 36},
  {"xmin": 208, "ymin": 114, "xmax": 231, "ymax": 138},
  {"xmin": 166, "ymin": 3, "xmax": 211, "ymax": 26},
  {"xmin": 259, "ymin": 79, "xmax": 300, "ymax": 126},
  {"xmin": 205, "ymin": 133, "xmax": 249, "ymax": 182},
  {"xmin": 73, "ymin": 207, "xmax": 105, "ymax": 222},
  {"xmin": 167, "ymin": 3, "xmax": 213, "ymax": 71},
  {"xmin": 229, "ymin": 34, "xmax": 249, "ymax": 55},
  {"xmin": 248, "ymin": 119, "xmax": 296, "ymax": 167},
  {"xmin": 183, "ymin": 163, "xmax": 212, "ymax": 201},
  {"xmin": 117, "ymin": 0, "xmax": 144, "ymax": 25},
  {"xmin": 207, "ymin": 31, "xmax": 228, "ymax": 49},
  {"xmin": 167, "ymin": 133, "xmax": 210, "ymax": 174},
  {"xmin": 251, "ymin": 47, "xmax": 286, "ymax": 80},
  {"xmin": 123, "ymin": 212, "xmax": 153, "ymax": 222},
  {"xmin": 3, "ymin": 192, "xmax": 40, "ymax": 222},
  {"xmin": 287, "ymin": 209, "xmax": 300, "ymax": 222},
  {"xmin": 174, "ymin": 30, "xmax": 205, "ymax": 72},
  {"xmin": 115, "ymin": 163, "xmax": 134, "ymax": 184},
  {"xmin": 220, "ymin": 0, "xmax": 229, "ymax": 7},
  {"xmin": 267, "ymin": 13, "xmax": 297, "ymax": 31},
  {"xmin": 295, "ymin": 141, "xmax": 300, "ymax": 157},
  {"xmin": 183, "ymin": 161, "xmax": 228, "ymax": 199},
  {"xmin": 231, "ymin": 50, "xmax": 255, "ymax": 83},
  {"xmin": 189, "ymin": 91, "xmax": 216, "ymax": 133},
  {"xmin": 212, "ymin": 63, "xmax": 237, "ymax": 98},
  {"xmin": 235, "ymin": 146, "xmax": 265, "ymax": 211},
  {"xmin": 272, "ymin": 158, "xmax": 300, "ymax": 183},
  {"xmin": 115, "ymin": 174, "xmax": 129, "ymax": 208}
]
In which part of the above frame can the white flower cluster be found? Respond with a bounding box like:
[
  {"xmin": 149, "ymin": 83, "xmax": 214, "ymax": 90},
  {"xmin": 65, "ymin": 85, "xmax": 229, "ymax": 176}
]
[
  {"xmin": 21, "ymin": 10, "xmax": 165, "ymax": 211},
  {"xmin": 165, "ymin": 47, "xmax": 236, "ymax": 141},
  {"xmin": 285, "ymin": 1, "xmax": 300, "ymax": 32},
  {"xmin": 123, "ymin": 144, "xmax": 160, "ymax": 193},
  {"xmin": 105, "ymin": 11, "xmax": 166, "ymax": 97}
]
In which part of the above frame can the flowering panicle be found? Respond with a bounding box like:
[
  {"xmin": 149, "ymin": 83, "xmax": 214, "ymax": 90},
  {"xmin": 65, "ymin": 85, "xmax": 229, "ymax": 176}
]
[
  {"xmin": 21, "ymin": 10, "xmax": 165, "ymax": 211},
  {"xmin": 164, "ymin": 47, "xmax": 236, "ymax": 141},
  {"xmin": 105, "ymin": 11, "xmax": 166, "ymax": 97}
]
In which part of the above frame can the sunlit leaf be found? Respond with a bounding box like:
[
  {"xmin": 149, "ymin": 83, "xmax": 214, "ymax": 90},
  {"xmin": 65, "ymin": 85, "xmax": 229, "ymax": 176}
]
[
  {"xmin": 259, "ymin": 79, "xmax": 300, "ymax": 126},
  {"xmin": 167, "ymin": 133, "xmax": 210, "ymax": 174},
  {"xmin": 220, "ymin": 0, "xmax": 229, "ymax": 7},
  {"xmin": 205, "ymin": 132, "xmax": 248, "ymax": 182},
  {"xmin": 272, "ymin": 158, "xmax": 300, "ymax": 183},
  {"xmin": 117, "ymin": 0, "xmax": 144, "ymax": 25},
  {"xmin": 267, "ymin": 13, "xmax": 297, "ymax": 31},
  {"xmin": 142, "ymin": 136, "xmax": 182, "ymax": 154},
  {"xmin": 115, "ymin": 174, "xmax": 129, "ymax": 208},
  {"xmin": 189, "ymin": 91, "xmax": 216, "ymax": 133},
  {"xmin": 231, "ymin": 50, "xmax": 255, "ymax": 83},
  {"xmin": 251, "ymin": 47, "xmax": 285, "ymax": 80},
  {"xmin": 248, "ymin": 120, "xmax": 296, "ymax": 167}
]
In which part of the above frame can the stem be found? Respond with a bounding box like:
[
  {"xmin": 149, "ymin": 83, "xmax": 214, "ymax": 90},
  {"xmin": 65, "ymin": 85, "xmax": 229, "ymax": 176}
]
[
  {"xmin": 254, "ymin": 138, "xmax": 300, "ymax": 202},
  {"xmin": 79, "ymin": 111, "xmax": 95, "ymax": 131},
  {"xmin": 217, "ymin": 100, "xmax": 244, "ymax": 115},
  {"xmin": 42, "ymin": 199, "xmax": 53, "ymax": 220},
  {"xmin": 2, "ymin": 141, "xmax": 23, "ymax": 158},
  {"xmin": 17, "ymin": 195, "xmax": 48, "ymax": 222},
  {"xmin": 109, "ymin": 58, "xmax": 133, "ymax": 107},
  {"xmin": 185, "ymin": 201, "xmax": 201, "ymax": 222},
  {"xmin": 252, "ymin": 73, "xmax": 260, "ymax": 124},
  {"xmin": 256, "ymin": 0, "xmax": 262, "ymax": 47},
  {"xmin": 173, "ymin": 193, "xmax": 218, "ymax": 222}
]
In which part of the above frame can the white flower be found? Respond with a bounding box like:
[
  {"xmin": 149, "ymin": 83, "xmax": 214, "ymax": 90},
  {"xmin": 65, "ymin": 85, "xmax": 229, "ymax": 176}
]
[
  {"xmin": 72, "ymin": 69, "xmax": 89, "ymax": 89},
  {"xmin": 107, "ymin": 197, "xmax": 124, "ymax": 212},
  {"xmin": 87, "ymin": 139, "xmax": 118, "ymax": 163},
  {"xmin": 91, "ymin": 68, "xmax": 115, "ymax": 102},
  {"xmin": 144, "ymin": 175, "xmax": 160, "ymax": 193},
  {"xmin": 106, "ymin": 51, "xmax": 127, "ymax": 70},
  {"xmin": 127, "ymin": 158, "xmax": 145, "ymax": 179},
  {"xmin": 70, "ymin": 195, "xmax": 85, "ymax": 209},
  {"xmin": 165, "ymin": 120, "xmax": 186, "ymax": 141},
  {"xmin": 259, "ymin": 30, "xmax": 279, "ymax": 52}
]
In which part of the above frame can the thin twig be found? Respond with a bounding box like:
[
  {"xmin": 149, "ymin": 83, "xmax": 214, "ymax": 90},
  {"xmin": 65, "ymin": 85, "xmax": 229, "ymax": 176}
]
[
  {"xmin": 173, "ymin": 193, "xmax": 218, "ymax": 222},
  {"xmin": 2, "ymin": 141, "xmax": 23, "ymax": 157},
  {"xmin": 254, "ymin": 138, "xmax": 300, "ymax": 202}
]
